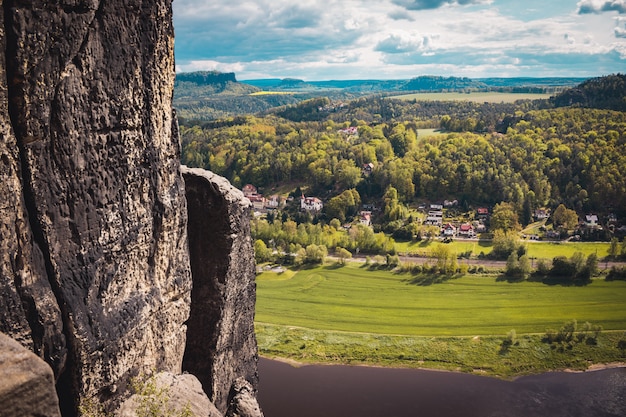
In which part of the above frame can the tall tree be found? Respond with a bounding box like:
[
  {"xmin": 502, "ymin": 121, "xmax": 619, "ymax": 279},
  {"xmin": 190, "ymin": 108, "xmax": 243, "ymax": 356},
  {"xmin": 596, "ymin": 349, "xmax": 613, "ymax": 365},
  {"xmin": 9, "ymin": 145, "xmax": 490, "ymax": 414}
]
[{"xmin": 490, "ymin": 202, "xmax": 521, "ymax": 232}]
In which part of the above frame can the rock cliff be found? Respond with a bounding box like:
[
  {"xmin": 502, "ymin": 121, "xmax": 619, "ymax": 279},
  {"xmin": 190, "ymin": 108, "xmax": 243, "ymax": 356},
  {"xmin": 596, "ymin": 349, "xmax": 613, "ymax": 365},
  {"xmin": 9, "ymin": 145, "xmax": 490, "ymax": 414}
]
[
  {"xmin": 0, "ymin": 1, "xmax": 260, "ymax": 416},
  {"xmin": 181, "ymin": 167, "xmax": 259, "ymax": 414}
]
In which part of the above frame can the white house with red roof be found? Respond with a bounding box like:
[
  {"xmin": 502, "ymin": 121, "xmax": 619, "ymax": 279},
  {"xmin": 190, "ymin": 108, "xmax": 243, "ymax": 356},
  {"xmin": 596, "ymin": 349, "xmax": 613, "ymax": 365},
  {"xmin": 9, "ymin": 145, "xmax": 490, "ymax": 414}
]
[
  {"xmin": 458, "ymin": 223, "xmax": 475, "ymax": 237},
  {"xmin": 301, "ymin": 195, "xmax": 323, "ymax": 212}
]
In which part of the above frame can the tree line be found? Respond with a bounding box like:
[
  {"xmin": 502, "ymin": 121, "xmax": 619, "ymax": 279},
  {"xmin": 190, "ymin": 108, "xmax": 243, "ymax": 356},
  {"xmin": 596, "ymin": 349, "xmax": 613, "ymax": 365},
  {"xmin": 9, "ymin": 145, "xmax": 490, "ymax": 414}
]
[{"xmin": 181, "ymin": 103, "xmax": 626, "ymax": 222}]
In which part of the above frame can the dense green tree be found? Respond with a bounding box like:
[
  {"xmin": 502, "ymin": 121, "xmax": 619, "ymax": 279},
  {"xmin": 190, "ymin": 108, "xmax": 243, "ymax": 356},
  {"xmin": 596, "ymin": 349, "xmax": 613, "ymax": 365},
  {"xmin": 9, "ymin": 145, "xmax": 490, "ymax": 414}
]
[
  {"xmin": 490, "ymin": 202, "xmax": 521, "ymax": 232},
  {"xmin": 254, "ymin": 239, "xmax": 272, "ymax": 263},
  {"xmin": 552, "ymin": 204, "xmax": 579, "ymax": 231},
  {"xmin": 335, "ymin": 247, "xmax": 352, "ymax": 265}
]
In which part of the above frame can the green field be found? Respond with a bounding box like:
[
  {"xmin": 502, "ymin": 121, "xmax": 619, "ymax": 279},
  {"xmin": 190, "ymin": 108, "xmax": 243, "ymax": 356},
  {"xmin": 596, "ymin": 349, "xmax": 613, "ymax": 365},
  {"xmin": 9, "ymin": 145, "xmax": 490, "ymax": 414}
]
[
  {"xmin": 248, "ymin": 91, "xmax": 295, "ymax": 96},
  {"xmin": 394, "ymin": 240, "xmax": 610, "ymax": 260},
  {"xmin": 256, "ymin": 264, "xmax": 626, "ymax": 375},
  {"xmin": 256, "ymin": 264, "xmax": 626, "ymax": 336},
  {"xmin": 392, "ymin": 91, "xmax": 551, "ymax": 103},
  {"xmin": 416, "ymin": 128, "xmax": 447, "ymax": 138}
]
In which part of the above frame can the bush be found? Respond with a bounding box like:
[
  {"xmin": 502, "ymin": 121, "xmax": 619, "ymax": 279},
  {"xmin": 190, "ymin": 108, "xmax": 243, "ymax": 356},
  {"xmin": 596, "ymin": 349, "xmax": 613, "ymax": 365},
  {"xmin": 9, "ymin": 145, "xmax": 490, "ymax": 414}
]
[
  {"xmin": 606, "ymin": 266, "xmax": 626, "ymax": 281},
  {"xmin": 543, "ymin": 320, "xmax": 602, "ymax": 347}
]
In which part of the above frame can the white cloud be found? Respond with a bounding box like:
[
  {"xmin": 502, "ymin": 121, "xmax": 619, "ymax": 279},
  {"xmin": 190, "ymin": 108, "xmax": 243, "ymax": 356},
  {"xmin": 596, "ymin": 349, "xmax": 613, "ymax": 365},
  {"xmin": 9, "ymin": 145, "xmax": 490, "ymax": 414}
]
[
  {"xmin": 392, "ymin": 0, "xmax": 492, "ymax": 10},
  {"xmin": 577, "ymin": 0, "xmax": 626, "ymax": 14},
  {"xmin": 173, "ymin": 0, "xmax": 626, "ymax": 79}
]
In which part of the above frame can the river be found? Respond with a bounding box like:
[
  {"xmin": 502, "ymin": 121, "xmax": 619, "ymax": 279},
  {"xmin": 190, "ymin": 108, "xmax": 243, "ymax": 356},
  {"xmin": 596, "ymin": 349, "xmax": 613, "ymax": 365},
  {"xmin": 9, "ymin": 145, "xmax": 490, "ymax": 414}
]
[{"xmin": 257, "ymin": 358, "xmax": 626, "ymax": 417}]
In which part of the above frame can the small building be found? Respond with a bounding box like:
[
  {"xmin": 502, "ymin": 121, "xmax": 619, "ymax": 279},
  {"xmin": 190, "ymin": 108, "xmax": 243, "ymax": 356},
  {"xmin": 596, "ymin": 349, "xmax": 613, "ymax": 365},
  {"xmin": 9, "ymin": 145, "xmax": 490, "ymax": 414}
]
[
  {"xmin": 444, "ymin": 199, "xmax": 458, "ymax": 207},
  {"xmin": 359, "ymin": 211, "xmax": 372, "ymax": 227},
  {"xmin": 265, "ymin": 195, "xmax": 284, "ymax": 209},
  {"xmin": 425, "ymin": 216, "xmax": 443, "ymax": 226},
  {"xmin": 476, "ymin": 207, "xmax": 489, "ymax": 220},
  {"xmin": 425, "ymin": 210, "xmax": 443, "ymax": 226},
  {"xmin": 339, "ymin": 126, "xmax": 359, "ymax": 137},
  {"xmin": 475, "ymin": 222, "xmax": 487, "ymax": 233},
  {"xmin": 458, "ymin": 223, "xmax": 475, "ymax": 237},
  {"xmin": 545, "ymin": 230, "xmax": 561, "ymax": 240},
  {"xmin": 362, "ymin": 163, "xmax": 374, "ymax": 176},
  {"xmin": 442, "ymin": 223, "xmax": 456, "ymax": 237},
  {"xmin": 301, "ymin": 196, "xmax": 323, "ymax": 212},
  {"xmin": 248, "ymin": 194, "xmax": 266, "ymax": 211},
  {"xmin": 242, "ymin": 184, "xmax": 257, "ymax": 197},
  {"xmin": 534, "ymin": 208, "xmax": 550, "ymax": 220},
  {"xmin": 430, "ymin": 204, "xmax": 444, "ymax": 211},
  {"xmin": 585, "ymin": 214, "xmax": 599, "ymax": 228}
]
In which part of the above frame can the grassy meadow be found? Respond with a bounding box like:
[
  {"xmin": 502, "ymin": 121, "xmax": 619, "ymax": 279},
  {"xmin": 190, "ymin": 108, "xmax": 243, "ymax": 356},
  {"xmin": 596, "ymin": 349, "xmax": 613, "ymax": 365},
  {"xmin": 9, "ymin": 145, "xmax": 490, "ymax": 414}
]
[
  {"xmin": 394, "ymin": 239, "xmax": 610, "ymax": 260},
  {"xmin": 256, "ymin": 263, "xmax": 626, "ymax": 336},
  {"xmin": 255, "ymin": 263, "xmax": 626, "ymax": 375},
  {"xmin": 392, "ymin": 91, "xmax": 552, "ymax": 103}
]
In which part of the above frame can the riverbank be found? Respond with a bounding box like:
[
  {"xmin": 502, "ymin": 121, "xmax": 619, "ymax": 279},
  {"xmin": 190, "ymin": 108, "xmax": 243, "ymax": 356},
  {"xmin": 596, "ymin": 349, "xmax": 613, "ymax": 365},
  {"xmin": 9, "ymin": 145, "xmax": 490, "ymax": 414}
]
[{"xmin": 255, "ymin": 323, "xmax": 626, "ymax": 379}]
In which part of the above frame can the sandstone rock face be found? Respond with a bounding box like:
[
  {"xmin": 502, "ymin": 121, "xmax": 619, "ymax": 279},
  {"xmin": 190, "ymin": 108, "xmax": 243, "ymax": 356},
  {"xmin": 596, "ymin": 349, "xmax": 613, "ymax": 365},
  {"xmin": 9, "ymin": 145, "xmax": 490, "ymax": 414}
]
[
  {"xmin": 117, "ymin": 372, "xmax": 222, "ymax": 417},
  {"xmin": 1, "ymin": 0, "xmax": 192, "ymax": 413},
  {"xmin": 181, "ymin": 167, "xmax": 260, "ymax": 414},
  {"xmin": 0, "ymin": 332, "xmax": 62, "ymax": 417},
  {"xmin": 0, "ymin": 2, "xmax": 262, "ymax": 415},
  {"xmin": 225, "ymin": 377, "xmax": 264, "ymax": 417},
  {"xmin": 0, "ymin": 2, "xmax": 67, "ymax": 382}
]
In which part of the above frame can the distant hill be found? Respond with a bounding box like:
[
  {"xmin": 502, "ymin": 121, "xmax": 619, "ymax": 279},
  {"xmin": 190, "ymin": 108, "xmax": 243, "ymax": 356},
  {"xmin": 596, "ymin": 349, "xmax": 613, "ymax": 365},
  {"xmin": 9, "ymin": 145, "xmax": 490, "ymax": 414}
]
[
  {"xmin": 176, "ymin": 71, "xmax": 237, "ymax": 85},
  {"xmin": 173, "ymin": 71, "xmax": 593, "ymax": 122},
  {"xmin": 552, "ymin": 74, "xmax": 626, "ymax": 111},
  {"xmin": 174, "ymin": 71, "xmax": 260, "ymax": 97},
  {"xmin": 402, "ymin": 76, "xmax": 486, "ymax": 91}
]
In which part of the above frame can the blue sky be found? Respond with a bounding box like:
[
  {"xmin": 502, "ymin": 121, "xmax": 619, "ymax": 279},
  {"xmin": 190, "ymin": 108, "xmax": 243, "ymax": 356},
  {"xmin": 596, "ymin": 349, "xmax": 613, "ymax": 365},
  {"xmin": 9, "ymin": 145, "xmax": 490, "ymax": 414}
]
[{"xmin": 173, "ymin": 0, "xmax": 626, "ymax": 80}]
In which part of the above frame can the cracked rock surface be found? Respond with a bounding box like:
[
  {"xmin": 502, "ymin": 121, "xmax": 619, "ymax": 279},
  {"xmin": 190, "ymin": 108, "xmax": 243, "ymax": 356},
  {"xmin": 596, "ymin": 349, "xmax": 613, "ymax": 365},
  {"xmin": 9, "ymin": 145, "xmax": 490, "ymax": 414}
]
[
  {"xmin": 1, "ymin": 0, "xmax": 191, "ymax": 413},
  {"xmin": 0, "ymin": 2, "xmax": 262, "ymax": 416}
]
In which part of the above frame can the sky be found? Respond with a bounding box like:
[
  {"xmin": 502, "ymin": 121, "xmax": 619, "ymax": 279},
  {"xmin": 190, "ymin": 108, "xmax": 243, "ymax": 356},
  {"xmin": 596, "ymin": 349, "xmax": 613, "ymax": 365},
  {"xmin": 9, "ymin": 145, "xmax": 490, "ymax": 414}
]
[{"xmin": 173, "ymin": 0, "xmax": 626, "ymax": 80}]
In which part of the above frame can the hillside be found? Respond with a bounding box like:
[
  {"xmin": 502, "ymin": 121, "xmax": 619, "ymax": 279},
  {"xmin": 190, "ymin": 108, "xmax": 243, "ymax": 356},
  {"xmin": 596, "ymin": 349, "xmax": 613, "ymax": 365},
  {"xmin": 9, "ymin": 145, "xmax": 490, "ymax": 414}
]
[{"xmin": 552, "ymin": 73, "xmax": 626, "ymax": 111}]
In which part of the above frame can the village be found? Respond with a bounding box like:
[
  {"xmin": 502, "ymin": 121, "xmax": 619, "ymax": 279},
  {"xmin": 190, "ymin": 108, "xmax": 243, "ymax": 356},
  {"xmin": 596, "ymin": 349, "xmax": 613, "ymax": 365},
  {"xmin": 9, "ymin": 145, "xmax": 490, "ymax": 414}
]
[{"xmin": 241, "ymin": 182, "xmax": 619, "ymax": 242}]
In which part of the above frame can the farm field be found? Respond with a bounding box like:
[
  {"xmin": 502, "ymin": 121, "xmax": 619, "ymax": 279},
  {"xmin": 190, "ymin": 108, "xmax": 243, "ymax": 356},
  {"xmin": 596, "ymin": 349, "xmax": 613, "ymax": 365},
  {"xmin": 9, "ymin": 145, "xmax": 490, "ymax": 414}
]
[
  {"xmin": 392, "ymin": 91, "xmax": 552, "ymax": 103},
  {"xmin": 256, "ymin": 264, "xmax": 626, "ymax": 336}
]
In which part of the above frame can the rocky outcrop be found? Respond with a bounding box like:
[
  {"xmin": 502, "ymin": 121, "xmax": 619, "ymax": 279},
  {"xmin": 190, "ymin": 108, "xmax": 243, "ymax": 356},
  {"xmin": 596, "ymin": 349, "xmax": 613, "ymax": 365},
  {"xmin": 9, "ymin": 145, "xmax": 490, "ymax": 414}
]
[
  {"xmin": 0, "ymin": 2, "xmax": 262, "ymax": 416},
  {"xmin": 181, "ymin": 167, "xmax": 260, "ymax": 414},
  {"xmin": 0, "ymin": 332, "xmax": 62, "ymax": 417},
  {"xmin": 225, "ymin": 377, "xmax": 264, "ymax": 417},
  {"xmin": 117, "ymin": 372, "xmax": 222, "ymax": 417}
]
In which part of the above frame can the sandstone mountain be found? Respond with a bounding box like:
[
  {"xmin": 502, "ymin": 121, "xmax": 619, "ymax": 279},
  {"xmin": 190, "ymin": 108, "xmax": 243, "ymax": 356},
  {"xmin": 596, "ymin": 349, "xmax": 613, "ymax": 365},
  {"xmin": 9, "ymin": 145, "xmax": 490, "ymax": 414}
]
[{"xmin": 0, "ymin": 1, "xmax": 260, "ymax": 416}]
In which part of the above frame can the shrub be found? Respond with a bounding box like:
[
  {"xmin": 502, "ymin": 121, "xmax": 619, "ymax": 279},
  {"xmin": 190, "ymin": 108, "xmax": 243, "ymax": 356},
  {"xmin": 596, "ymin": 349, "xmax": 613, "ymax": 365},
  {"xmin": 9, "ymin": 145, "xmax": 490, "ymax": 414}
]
[{"xmin": 606, "ymin": 266, "xmax": 626, "ymax": 281}]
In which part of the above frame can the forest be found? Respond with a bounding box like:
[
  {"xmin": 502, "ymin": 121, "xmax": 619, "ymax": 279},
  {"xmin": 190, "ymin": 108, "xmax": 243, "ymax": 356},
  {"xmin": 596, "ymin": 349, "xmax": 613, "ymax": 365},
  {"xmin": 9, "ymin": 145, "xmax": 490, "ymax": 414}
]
[{"xmin": 179, "ymin": 74, "xmax": 626, "ymax": 261}]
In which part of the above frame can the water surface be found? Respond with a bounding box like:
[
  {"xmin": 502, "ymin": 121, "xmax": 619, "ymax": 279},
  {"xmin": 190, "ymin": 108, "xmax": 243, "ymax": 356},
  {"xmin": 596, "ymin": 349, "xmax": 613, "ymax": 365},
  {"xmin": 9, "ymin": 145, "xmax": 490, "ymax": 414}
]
[{"xmin": 258, "ymin": 358, "xmax": 626, "ymax": 417}]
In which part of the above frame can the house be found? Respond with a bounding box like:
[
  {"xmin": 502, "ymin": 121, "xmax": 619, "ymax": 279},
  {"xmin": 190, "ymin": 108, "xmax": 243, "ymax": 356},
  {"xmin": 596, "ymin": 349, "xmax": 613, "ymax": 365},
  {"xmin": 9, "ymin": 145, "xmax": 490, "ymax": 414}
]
[
  {"xmin": 430, "ymin": 204, "xmax": 443, "ymax": 211},
  {"xmin": 585, "ymin": 214, "xmax": 599, "ymax": 228},
  {"xmin": 534, "ymin": 208, "xmax": 550, "ymax": 220},
  {"xmin": 444, "ymin": 199, "xmax": 458, "ymax": 207},
  {"xmin": 442, "ymin": 223, "xmax": 456, "ymax": 237},
  {"xmin": 248, "ymin": 194, "xmax": 266, "ymax": 211},
  {"xmin": 425, "ymin": 210, "xmax": 443, "ymax": 226},
  {"xmin": 362, "ymin": 163, "xmax": 374, "ymax": 176},
  {"xmin": 301, "ymin": 196, "xmax": 323, "ymax": 212},
  {"xmin": 359, "ymin": 211, "xmax": 372, "ymax": 227},
  {"xmin": 476, "ymin": 207, "xmax": 489, "ymax": 220},
  {"xmin": 545, "ymin": 230, "xmax": 561, "ymax": 240},
  {"xmin": 338, "ymin": 126, "xmax": 358, "ymax": 137},
  {"xmin": 242, "ymin": 184, "xmax": 257, "ymax": 197},
  {"xmin": 458, "ymin": 223, "xmax": 475, "ymax": 237},
  {"xmin": 265, "ymin": 195, "xmax": 283, "ymax": 209}
]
